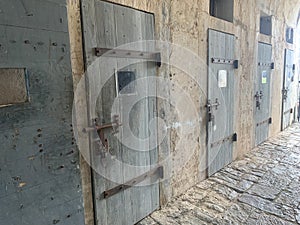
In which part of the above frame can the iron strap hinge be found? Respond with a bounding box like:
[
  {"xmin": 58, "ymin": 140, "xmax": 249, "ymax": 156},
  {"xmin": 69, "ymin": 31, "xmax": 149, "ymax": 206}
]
[
  {"xmin": 211, "ymin": 58, "xmax": 239, "ymax": 69},
  {"xmin": 101, "ymin": 166, "xmax": 163, "ymax": 199},
  {"xmin": 94, "ymin": 47, "xmax": 161, "ymax": 67},
  {"xmin": 256, "ymin": 117, "xmax": 272, "ymax": 127},
  {"xmin": 283, "ymin": 108, "xmax": 293, "ymax": 115},
  {"xmin": 258, "ymin": 62, "xmax": 274, "ymax": 69},
  {"xmin": 210, "ymin": 133, "xmax": 237, "ymax": 148}
]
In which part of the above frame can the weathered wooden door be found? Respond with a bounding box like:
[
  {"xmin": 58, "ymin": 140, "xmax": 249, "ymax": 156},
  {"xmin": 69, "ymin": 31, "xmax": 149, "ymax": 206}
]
[
  {"xmin": 281, "ymin": 49, "xmax": 295, "ymax": 130},
  {"xmin": 254, "ymin": 42, "xmax": 272, "ymax": 146},
  {"xmin": 81, "ymin": 1, "xmax": 160, "ymax": 225},
  {"xmin": 207, "ymin": 29, "xmax": 237, "ymax": 176}
]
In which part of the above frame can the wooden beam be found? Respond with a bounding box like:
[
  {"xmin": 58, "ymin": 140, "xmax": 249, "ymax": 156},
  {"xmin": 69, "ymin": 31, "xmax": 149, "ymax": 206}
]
[{"xmin": 67, "ymin": 1, "xmax": 95, "ymax": 225}]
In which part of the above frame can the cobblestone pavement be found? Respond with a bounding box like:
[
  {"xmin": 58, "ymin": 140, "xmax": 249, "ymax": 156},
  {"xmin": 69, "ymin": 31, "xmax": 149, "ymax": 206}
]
[{"xmin": 138, "ymin": 124, "xmax": 300, "ymax": 225}]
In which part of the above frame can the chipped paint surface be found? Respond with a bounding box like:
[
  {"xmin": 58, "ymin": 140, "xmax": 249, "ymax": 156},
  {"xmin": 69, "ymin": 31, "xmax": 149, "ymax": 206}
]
[{"xmin": 0, "ymin": 0, "xmax": 84, "ymax": 224}]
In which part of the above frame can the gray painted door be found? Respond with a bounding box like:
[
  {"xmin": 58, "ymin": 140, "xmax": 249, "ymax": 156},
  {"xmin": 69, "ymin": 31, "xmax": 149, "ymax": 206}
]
[
  {"xmin": 207, "ymin": 29, "xmax": 236, "ymax": 176},
  {"xmin": 81, "ymin": 1, "xmax": 159, "ymax": 225},
  {"xmin": 281, "ymin": 49, "xmax": 294, "ymax": 130},
  {"xmin": 254, "ymin": 42, "xmax": 272, "ymax": 146}
]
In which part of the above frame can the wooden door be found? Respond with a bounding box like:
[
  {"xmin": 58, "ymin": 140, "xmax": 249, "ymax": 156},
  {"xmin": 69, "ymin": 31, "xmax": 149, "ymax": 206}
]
[
  {"xmin": 81, "ymin": 1, "xmax": 160, "ymax": 225},
  {"xmin": 281, "ymin": 49, "xmax": 295, "ymax": 130},
  {"xmin": 207, "ymin": 29, "xmax": 237, "ymax": 176},
  {"xmin": 254, "ymin": 42, "xmax": 272, "ymax": 146}
]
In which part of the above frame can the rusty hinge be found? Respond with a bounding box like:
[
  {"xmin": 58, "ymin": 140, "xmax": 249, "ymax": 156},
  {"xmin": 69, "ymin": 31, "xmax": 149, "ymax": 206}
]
[
  {"xmin": 101, "ymin": 166, "xmax": 163, "ymax": 199},
  {"xmin": 94, "ymin": 48, "xmax": 161, "ymax": 67}
]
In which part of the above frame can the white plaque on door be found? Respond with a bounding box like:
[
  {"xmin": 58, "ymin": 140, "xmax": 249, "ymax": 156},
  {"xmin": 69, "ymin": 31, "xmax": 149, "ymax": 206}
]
[
  {"xmin": 218, "ymin": 70, "xmax": 227, "ymax": 88},
  {"xmin": 262, "ymin": 71, "xmax": 267, "ymax": 84}
]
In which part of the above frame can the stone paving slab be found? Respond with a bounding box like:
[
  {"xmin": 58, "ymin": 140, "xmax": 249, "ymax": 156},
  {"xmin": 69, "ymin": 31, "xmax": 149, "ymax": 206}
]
[{"xmin": 138, "ymin": 124, "xmax": 300, "ymax": 225}]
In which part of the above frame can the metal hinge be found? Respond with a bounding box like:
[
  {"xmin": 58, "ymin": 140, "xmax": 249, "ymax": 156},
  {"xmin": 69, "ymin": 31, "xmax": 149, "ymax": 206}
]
[
  {"xmin": 94, "ymin": 48, "xmax": 161, "ymax": 67},
  {"xmin": 257, "ymin": 117, "xmax": 272, "ymax": 127},
  {"xmin": 101, "ymin": 166, "xmax": 163, "ymax": 199},
  {"xmin": 258, "ymin": 62, "xmax": 274, "ymax": 69},
  {"xmin": 210, "ymin": 133, "xmax": 237, "ymax": 148},
  {"xmin": 211, "ymin": 57, "xmax": 239, "ymax": 69}
]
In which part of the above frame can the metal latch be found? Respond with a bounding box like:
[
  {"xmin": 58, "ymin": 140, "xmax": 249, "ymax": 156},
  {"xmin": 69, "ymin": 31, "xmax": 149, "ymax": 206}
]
[
  {"xmin": 282, "ymin": 88, "xmax": 288, "ymax": 101},
  {"xmin": 83, "ymin": 115, "xmax": 122, "ymax": 154},
  {"xmin": 206, "ymin": 98, "xmax": 220, "ymax": 125},
  {"xmin": 254, "ymin": 91, "xmax": 263, "ymax": 110}
]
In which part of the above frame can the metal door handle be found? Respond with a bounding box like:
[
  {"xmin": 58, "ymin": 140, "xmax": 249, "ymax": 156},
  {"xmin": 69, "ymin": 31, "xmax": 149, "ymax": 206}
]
[
  {"xmin": 282, "ymin": 89, "xmax": 288, "ymax": 101},
  {"xmin": 254, "ymin": 91, "xmax": 263, "ymax": 110},
  {"xmin": 205, "ymin": 98, "xmax": 220, "ymax": 110},
  {"xmin": 206, "ymin": 98, "xmax": 220, "ymax": 123}
]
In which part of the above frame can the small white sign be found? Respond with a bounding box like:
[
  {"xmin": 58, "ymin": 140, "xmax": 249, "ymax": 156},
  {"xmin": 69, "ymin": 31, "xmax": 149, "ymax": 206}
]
[
  {"xmin": 218, "ymin": 70, "xmax": 227, "ymax": 88},
  {"xmin": 262, "ymin": 71, "xmax": 267, "ymax": 84}
]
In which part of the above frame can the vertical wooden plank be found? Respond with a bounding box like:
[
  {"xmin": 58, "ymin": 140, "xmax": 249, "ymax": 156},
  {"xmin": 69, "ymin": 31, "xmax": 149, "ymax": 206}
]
[
  {"xmin": 113, "ymin": 5, "xmax": 135, "ymax": 225},
  {"xmin": 145, "ymin": 12, "xmax": 160, "ymax": 213},
  {"xmin": 95, "ymin": 2, "xmax": 121, "ymax": 225},
  {"xmin": 81, "ymin": 0, "xmax": 97, "ymax": 66}
]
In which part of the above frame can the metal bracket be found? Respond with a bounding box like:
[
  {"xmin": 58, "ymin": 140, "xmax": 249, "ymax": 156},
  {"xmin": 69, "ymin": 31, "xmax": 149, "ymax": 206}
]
[
  {"xmin": 94, "ymin": 48, "xmax": 161, "ymax": 67},
  {"xmin": 271, "ymin": 62, "xmax": 275, "ymax": 70},
  {"xmin": 232, "ymin": 133, "xmax": 238, "ymax": 142},
  {"xmin": 269, "ymin": 117, "xmax": 272, "ymax": 124},
  {"xmin": 233, "ymin": 60, "xmax": 239, "ymax": 69},
  {"xmin": 101, "ymin": 166, "xmax": 163, "ymax": 199}
]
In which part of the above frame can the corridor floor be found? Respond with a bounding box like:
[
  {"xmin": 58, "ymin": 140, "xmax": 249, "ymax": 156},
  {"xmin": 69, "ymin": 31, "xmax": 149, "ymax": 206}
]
[{"xmin": 138, "ymin": 124, "xmax": 300, "ymax": 225}]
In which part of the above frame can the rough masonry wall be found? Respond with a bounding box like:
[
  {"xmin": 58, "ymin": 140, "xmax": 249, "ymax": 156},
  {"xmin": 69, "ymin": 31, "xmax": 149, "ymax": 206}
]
[
  {"xmin": 96, "ymin": 0, "xmax": 300, "ymax": 201},
  {"xmin": 0, "ymin": 0, "xmax": 84, "ymax": 224}
]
